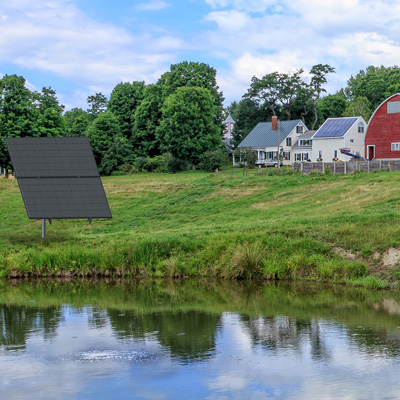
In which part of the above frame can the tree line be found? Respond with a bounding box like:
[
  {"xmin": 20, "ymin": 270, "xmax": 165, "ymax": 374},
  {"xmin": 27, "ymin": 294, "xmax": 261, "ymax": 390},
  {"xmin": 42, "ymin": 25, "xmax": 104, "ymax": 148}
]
[
  {"xmin": 1, "ymin": 63, "xmax": 400, "ymax": 174},
  {"xmin": 228, "ymin": 65, "xmax": 400, "ymax": 148},
  {"xmin": 0, "ymin": 62, "xmax": 226, "ymax": 174}
]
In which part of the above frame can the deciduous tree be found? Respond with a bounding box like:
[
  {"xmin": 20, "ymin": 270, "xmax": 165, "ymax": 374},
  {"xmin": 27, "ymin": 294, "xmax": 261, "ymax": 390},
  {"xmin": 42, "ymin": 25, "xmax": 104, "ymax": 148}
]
[
  {"xmin": 108, "ymin": 81, "xmax": 145, "ymax": 140},
  {"xmin": 0, "ymin": 75, "xmax": 39, "ymax": 168},
  {"xmin": 132, "ymin": 84, "xmax": 162, "ymax": 157},
  {"xmin": 157, "ymin": 87, "xmax": 222, "ymax": 166}
]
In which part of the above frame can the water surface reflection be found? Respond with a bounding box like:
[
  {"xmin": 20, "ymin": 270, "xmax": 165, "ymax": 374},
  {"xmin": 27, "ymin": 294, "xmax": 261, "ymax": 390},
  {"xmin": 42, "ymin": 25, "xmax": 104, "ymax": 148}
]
[{"xmin": 1, "ymin": 279, "xmax": 400, "ymax": 399}]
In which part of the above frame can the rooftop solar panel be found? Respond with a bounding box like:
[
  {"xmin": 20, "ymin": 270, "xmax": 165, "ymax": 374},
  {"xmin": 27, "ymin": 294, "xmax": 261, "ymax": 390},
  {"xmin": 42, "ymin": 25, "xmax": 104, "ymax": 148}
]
[
  {"xmin": 313, "ymin": 118, "xmax": 357, "ymax": 138},
  {"xmin": 5, "ymin": 137, "xmax": 112, "ymax": 237}
]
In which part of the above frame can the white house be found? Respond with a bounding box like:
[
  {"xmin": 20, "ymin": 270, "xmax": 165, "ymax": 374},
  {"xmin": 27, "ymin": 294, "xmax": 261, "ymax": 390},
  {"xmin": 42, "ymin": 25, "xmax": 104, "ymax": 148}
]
[
  {"xmin": 292, "ymin": 130, "xmax": 315, "ymax": 162},
  {"xmin": 236, "ymin": 118, "xmax": 308, "ymax": 166},
  {"xmin": 311, "ymin": 117, "xmax": 367, "ymax": 162}
]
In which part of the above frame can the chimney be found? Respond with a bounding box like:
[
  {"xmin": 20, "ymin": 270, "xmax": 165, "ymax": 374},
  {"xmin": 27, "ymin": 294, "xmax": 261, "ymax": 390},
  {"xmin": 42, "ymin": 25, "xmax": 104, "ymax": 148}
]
[{"xmin": 272, "ymin": 116, "xmax": 278, "ymax": 130}]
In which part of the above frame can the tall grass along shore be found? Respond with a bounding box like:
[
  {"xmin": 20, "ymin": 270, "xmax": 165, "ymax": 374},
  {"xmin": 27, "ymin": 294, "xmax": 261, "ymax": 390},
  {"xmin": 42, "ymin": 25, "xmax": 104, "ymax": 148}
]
[{"xmin": 1, "ymin": 168, "xmax": 400, "ymax": 288}]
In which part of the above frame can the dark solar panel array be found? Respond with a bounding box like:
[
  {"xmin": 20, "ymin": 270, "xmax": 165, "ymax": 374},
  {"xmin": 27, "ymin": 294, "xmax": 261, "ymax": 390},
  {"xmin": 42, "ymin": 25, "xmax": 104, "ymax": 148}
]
[
  {"xmin": 313, "ymin": 118, "xmax": 357, "ymax": 138},
  {"xmin": 5, "ymin": 137, "xmax": 112, "ymax": 220}
]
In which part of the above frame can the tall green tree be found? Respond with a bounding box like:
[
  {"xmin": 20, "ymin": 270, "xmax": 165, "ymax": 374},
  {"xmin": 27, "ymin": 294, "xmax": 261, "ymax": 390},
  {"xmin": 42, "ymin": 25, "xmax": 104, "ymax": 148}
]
[
  {"xmin": 308, "ymin": 64, "xmax": 335, "ymax": 129},
  {"xmin": 131, "ymin": 84, "xmax": 162, "ymax": 157},
  {"xmin": 342, "ymin": 65, "xmax": 400, "ymax": 110},
  {"xmin": 108, "ymin": 81, "xmax": 145, "ymax": 140},
  {"xmin": 36, "ymin": 87, "xmax": 66, "ymax": 137},
  {"xmin": 63, "ymin": 108, "xmax": 91, "ymax": 137},
  {"xmin": 0, "ymin": 74, "xmax": 39, "ymax": 168},
  {"xmin": 316, "ymin": 94, "xmax": 346, "ymax": 124},
  {"xmin": 86, "ymin": 110, "xmax": 132, "ymax": 175},
  {"xmin": 158, "ymin": 61, "xmax": 224, "ymax": 128},
  {"xmin": 245, "ymin": 69, "xmax": 305, "ymax": 120},
  {"xmin": 157, "ymin": 87, "xmax": 222, "ymax": 165},
  {"xmin": 87, "ymin": 92, "xmax": 107, "ymax": 120},
  {"xmin": 342, "ymin": 96, "xmax": 372, "ymax": 121}
]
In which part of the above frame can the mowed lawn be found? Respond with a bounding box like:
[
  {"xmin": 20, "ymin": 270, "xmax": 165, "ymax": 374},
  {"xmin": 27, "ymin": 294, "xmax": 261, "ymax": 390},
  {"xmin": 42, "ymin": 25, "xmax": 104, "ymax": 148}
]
[{"xmin": 1, "ymin": 168, "xmax": 400, "ymax": 286}]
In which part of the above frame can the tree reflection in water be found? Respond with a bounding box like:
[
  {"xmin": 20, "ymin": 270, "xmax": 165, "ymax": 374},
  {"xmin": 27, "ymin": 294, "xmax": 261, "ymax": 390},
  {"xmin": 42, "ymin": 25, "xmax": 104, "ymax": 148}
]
[{"xmin": 1, "ymin": 279, "xmax": 400, "ymax": 362}]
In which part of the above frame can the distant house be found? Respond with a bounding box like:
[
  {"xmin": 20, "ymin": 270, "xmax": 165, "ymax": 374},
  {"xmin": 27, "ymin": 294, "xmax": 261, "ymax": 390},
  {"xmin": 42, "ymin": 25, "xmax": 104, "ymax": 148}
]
[
  {"xmin": 223, "ymin": 114, "xmax": 235, "ymax": 141},
  {"xmin": 311, "ymin": 117, "xmax": 367, "ymax": 162},
  {"xmin": 223, "ymin": 114, "xmax": 235, "ymax": 153},
  {"xmin": 364, "ymin": 93, "xmax": 400, "ymax": 160},
  {"xmin": 236, "ymin": 118, "xmax": 308, "ymax": 166},
  {"xmin": 292, "ymin": 130, "xmax": 315, "ymax": 162}
]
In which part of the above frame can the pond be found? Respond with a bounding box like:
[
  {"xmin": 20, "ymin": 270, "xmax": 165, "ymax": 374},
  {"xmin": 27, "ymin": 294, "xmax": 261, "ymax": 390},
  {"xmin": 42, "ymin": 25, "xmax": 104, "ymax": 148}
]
[{"xmin": 1, "ymin": 279, "xmax": 400, "ymax": 399}]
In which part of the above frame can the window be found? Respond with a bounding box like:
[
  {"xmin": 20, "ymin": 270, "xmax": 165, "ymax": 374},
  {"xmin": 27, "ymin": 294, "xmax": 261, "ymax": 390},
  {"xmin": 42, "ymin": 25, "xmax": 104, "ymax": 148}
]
[
  {"xmin": 318, "ymin": 150, "xmax": 322, "ymax": 158},
  {"xmin": 358, "ymin": 122, "xmax": 364, "ymax": 133},
  {"xmin": 388, "ymin": 101, "xmax": 400, "ymax": 114},
  {"xmin": 299, "ymin": 139, "xmax": 311, "ymax": 146},
  {"xmin": 286, "ymin": 137, "xmax": 292, "ymax": 147},
  {"xmin": 302, "ymin": 153, "xmax": 309, "ymax": 161},
  {"xmin": 283, "ymin": 151, "xmax": 290, "ymax": 161},
  {"xmin": 296, "ymin": 125, "xmax": 303, "ymax": 134},
  {"xmin": 295, "ymin": 153, "xmax": 302, "ymax": 161},
  {"xmin": 391, "ymin": 143, "xmax": 400, "ymax": 151},
  {"xmin": 333, "ymin": 150, "xmax": 338, "ymax": 158},
  {"xmin": 350, "ymin": 139, "xmax": 354, "ymax": 143}
]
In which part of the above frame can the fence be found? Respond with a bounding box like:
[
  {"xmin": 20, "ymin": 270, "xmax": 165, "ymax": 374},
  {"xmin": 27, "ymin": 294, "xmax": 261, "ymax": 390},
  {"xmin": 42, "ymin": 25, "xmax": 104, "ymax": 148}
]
[{"xmin": 293, "ymin": 160, "xmax": 400, "ymax": 175}]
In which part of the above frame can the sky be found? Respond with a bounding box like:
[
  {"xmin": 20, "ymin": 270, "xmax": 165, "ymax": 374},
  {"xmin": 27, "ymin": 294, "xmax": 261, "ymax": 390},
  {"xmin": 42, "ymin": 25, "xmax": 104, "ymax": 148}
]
[{"xmin": 1, "ymin": 0, "xmax": 400, "ymax": 111}]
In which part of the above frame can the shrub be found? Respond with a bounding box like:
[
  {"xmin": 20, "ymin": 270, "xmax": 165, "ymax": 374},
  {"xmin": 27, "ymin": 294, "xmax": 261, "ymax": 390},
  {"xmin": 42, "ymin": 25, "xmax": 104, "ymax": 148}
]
[
  {"xmin": 199, "ymin": 149, "xmax": 229, "ymax": 171},
  {"xmin": 165, "ymin": 153, "xmax": 189, "ymax": 173}
]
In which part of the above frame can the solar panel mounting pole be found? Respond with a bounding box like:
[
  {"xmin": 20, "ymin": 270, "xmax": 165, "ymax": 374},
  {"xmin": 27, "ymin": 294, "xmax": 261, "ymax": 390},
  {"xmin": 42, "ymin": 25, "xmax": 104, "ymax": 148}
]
[{"xmin": 42, "ymin": 219, "xmax": 45, "ymax": 238}]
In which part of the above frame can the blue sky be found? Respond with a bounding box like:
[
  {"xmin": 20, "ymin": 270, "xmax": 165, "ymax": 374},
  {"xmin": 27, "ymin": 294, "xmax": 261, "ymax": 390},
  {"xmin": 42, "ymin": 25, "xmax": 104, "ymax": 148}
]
[{"xmin": 1, "ymin": 0, "xmax": 400, "ymax": 110}]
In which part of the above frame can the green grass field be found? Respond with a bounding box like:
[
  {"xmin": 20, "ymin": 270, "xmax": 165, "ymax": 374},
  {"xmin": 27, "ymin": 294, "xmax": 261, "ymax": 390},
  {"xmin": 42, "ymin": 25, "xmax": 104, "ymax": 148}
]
[{"xmin": 1, "ymin": 167, "xmax": 400, "ymax": 287}]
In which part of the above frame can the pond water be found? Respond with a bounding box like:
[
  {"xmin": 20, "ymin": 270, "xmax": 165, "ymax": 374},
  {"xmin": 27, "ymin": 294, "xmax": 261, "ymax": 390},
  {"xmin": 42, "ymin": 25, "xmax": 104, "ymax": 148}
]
[{"xmin": 1, "ymin": 279, "xmax": 400, "ymax": 399}]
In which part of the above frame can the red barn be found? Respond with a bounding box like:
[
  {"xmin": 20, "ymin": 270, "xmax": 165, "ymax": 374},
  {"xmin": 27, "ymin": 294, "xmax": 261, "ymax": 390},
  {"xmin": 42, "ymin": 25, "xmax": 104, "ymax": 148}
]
[{"xmin": 365, "ymin": 93, "xmax": 400, "ymax": 160}]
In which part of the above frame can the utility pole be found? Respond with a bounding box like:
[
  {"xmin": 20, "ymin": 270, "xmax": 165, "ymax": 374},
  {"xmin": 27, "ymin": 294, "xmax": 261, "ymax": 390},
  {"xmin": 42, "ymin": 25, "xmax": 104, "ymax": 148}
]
[{"xmin": 277, "ymin": 119, "xmax": 280, "ymax": 171}]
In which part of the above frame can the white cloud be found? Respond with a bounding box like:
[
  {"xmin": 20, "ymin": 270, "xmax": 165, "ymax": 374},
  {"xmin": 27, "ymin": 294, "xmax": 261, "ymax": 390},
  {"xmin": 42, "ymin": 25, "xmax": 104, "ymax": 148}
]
[
  {"xmin": 135, "ymin": 1, "xmax": 170, "ymax": 11},
  {"xmin": 200, "ymin": 0, "xmax": 400, "ymax": 105},
  {"xmin": 0, "ymin": 0, "xmax": 182, "ymax": 108}
]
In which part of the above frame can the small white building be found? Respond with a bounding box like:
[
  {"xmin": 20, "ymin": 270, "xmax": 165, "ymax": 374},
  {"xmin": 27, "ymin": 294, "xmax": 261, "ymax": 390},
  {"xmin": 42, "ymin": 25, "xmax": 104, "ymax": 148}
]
[
  {"xmin": 237, "ymin": 118, "xmax": 308, "ymax": 166},
  {"xmin": 223, "ymin": 114, "xmax": 235, "ymax": 141},
  {"xmin": 311, "ymin": 117, "xmax": 367, "ymax": 162}
]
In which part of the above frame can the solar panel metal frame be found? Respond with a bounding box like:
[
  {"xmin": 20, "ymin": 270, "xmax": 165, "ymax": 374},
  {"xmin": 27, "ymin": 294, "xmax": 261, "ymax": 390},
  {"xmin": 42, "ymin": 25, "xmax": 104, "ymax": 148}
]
[
  {"xmin": 5, "ymin": 137, "xmax": 112, "ymax": 221},
  {"xmin": 313, "ymin": 118, "xmax": 357, "ymax": 138}
]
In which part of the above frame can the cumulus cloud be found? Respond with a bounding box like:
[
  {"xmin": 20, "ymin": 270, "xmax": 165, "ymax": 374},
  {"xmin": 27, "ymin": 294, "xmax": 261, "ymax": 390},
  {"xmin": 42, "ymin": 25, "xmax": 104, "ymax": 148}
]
[
  {"xmin": 1, "ymin": 0, "xmax": 400, "ymax": 107},
  {"xmin": 0, "ymin": 0, "xmax": 182, "ymax": 106},
  {"xmin": 200, "ymin": 0, "xmax": 400, "ymax": 104}
]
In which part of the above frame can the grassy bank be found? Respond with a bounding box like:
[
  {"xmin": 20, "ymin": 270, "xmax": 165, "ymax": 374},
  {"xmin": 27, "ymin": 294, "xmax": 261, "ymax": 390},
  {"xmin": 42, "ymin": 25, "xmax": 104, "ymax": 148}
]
[{"xmin": 1, "ymin": 168, "xmax": 400, "ymax": 287}]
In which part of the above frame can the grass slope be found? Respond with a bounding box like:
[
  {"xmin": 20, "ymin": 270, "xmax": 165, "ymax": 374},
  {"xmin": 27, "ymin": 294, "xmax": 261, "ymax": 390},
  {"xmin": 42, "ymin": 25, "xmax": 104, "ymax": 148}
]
[{"xmin": 1, "ymin": 168, "xmax": 400, "ymax": 287}]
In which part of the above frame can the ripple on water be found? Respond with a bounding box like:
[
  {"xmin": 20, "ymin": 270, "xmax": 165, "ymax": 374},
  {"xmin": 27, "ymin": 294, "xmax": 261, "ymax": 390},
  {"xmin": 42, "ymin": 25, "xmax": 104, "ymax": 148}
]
[{"xmin": 59, "ymin": 349, "xmax": 162, "ymax": 364}]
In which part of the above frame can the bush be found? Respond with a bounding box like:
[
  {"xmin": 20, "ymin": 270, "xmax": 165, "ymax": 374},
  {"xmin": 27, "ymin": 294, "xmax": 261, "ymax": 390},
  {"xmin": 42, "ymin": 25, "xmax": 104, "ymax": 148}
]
[
  {"xmin": 234, "ymin": 147, "xmax": 257, "ymax": 168},
  {"xmin": 165, "ymin": 153, "xmax": 189, "ymax": 173},
  {"xmin": 199, "ymin": 149, "xmax": 229, "ymax": 171}
]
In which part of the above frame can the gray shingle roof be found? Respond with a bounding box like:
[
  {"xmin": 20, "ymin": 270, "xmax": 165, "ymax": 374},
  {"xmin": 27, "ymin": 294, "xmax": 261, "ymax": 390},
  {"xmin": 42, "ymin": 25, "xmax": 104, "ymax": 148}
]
[
  {"xmin": 238, "ymin": 120, "xmax": 302, "ymax": 148},
  {"xmin": 223, "ymin": 114, "xmax": 235, "ymax": 124}
]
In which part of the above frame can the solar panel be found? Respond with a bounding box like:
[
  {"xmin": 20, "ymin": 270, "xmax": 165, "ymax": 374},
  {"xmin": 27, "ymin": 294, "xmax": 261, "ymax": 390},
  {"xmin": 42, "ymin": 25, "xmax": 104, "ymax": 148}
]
[
  {"xmin": 313, "ymin": 118, "xmax": 357, "ymax": 138},
  {"xmin": 5, "ymin": 137, "xmax": 112, "ymax": 237}
]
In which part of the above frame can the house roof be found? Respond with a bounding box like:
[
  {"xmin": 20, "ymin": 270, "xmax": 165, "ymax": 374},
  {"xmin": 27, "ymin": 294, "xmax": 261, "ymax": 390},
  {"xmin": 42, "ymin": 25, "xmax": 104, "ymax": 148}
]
[
  {"xmin": 238, "ymin": 119, "xmax": 301, "ymax": 148},
  {"xmin": 292, "ymin": 130, "xmax": 315, "ymax": 150},
  {"xmin": 223, "ymin": 114, "xmax": 235, "ymax": 124},
  {"xmin": 313, "ymin": 117, "xmax": 357, "ymax": 138}
]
